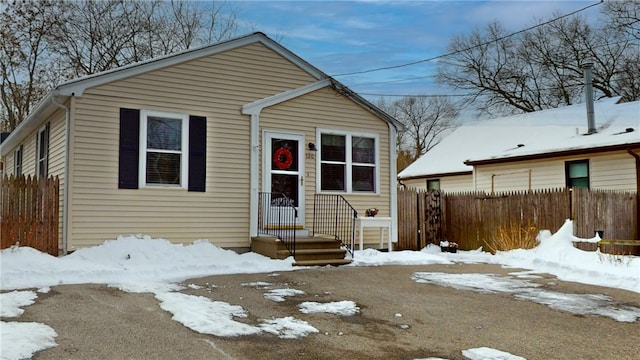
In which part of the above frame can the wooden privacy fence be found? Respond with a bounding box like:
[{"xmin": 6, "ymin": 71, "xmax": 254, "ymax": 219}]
[
  {"xmin": 1, "ymin": 175, "xmax": 59, "ymax": 255},
  {"xmin": 443, "ymin": 189, "xmax": 570, "ymax": 250},
  {"xmin": 571, "ymin": 187, "xmax": 637, "ymax": 240},
  {"xmin": 397, "ymin": 188, "xmax": 442, "ymax": 250},
  {"xmin": 398, "ymin": 188, "xmax": 638, "ymax": 251}
]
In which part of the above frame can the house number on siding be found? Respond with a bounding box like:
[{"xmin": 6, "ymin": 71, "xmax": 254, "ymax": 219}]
[{"xmin": 306, "ymin": 153, "xmax": 315, "ymax": 160}]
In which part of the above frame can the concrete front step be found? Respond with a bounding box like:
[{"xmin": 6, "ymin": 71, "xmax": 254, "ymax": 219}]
[
  {"xmin": 293, "ymin": 248, "xmax": 347, "ymax": 261},
  {"xmin": 295, "ymin": 237, "xmax": 344, "ymax": 250},
  {"xmin": 251, "ymin": 235, "xmax": 350, "ymax": 266},
  {"xmin": 293, "ymin": 258, "xmax": 352, "ymax": 267}
]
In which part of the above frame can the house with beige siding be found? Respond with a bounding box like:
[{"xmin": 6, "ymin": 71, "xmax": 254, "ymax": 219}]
[
  {"xmin": 398, "ymin": 98, "xmax": 640, "ymax": 193},
  {"xmin": 0, "ymin": 33, "xmax": 402, "ymax": 258}
]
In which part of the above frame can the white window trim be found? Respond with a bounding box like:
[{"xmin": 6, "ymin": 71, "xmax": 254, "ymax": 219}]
[
  {"xmin": 36, "ymin": 124, "xmax": 49, "ymax": 177},
  {"xmin": 139, "ymin": 110, "xmax": 189, "ymax": 189},
  {"xmin": 316, "ymin": 128, "xmax": 380, "ymax": 195},
  {"xmin": 14, "ymin": 145, "xmax": 23, "ymax": 176}
]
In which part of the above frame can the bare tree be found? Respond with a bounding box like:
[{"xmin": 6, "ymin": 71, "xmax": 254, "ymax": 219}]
[
  {"xmin": 0, "ymin": 0, "xmax": 63, "ymax": 132},
  {"xmin": 602, "ymin": 0, "xmax": 640, "ymax": 100},
  {"xmin": 0, "ymin": 0, "xmax": 240, "ymax": 132},
  {"xmin": 436, "ymin": 22, "xmax": 538, "ymax": 116},
  {"xmin": 436, "ymin": 5, "xmax": 640, "ymax": 117},
  {"xmin": 379, "ymin": 96, "xmax": 459, "ymax": 171},
  {"xmin": 604, "ymin": 0, "xmax": 640, "ymax": 41},
  {"xmin": 50, "ymin": 0, "xmax": 239, "ymax": 78},
  {"xmin": 377, "ymin": 97, "xmax": 413, "ymax": 172}
]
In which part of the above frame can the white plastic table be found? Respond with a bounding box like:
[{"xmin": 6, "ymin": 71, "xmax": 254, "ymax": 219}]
[{"xmin": 355, "ymin": 216, "xmax": 392, "ymax": 251}]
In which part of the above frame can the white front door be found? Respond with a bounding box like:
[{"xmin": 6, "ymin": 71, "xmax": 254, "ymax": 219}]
[{"xmin": 263, "ymin": 131, "xmax": 305, "ymax": 227}]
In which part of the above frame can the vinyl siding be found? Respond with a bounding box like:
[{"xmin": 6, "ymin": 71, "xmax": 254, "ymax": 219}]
[
  {"xmin": 441, "ymin": 174, "xmax": 474, "ymax": 192},
  {"xmin": 400, "ymin": 178, "xmax": 425, "ymax": 190},
  {"xmin": 67, "ymin": 42, "xmax": 321, "ymax": 249},
  {"xmin": 590, "ymin": 151, "xmax": 636, "ymax": 190},
  {"xmin": 473, "ymin": 150, "xmax": 637, "ymax": 192},
  {"xmin": 20, "ymin": 136, "xmax": 36, "ymax": 175},
  {"xmin": 3, "ymin": 152, "xmax": 15, "ymax": 175},
  {"xmin": 401, "ymin": 174, "xmax": 474, "ymax": 192},
  {"xmin": 260, "ymin": 87, "xmax": 393, "ymax": 246}
]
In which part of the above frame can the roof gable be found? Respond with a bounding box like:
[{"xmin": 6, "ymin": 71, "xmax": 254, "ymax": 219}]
[
  {"xmin": 55, "ymin": 32, "xmax": 326, "ymax": 97},
  {"xmin": 1, "ymin": 32, "xmax": 401, "ymax": 155}
]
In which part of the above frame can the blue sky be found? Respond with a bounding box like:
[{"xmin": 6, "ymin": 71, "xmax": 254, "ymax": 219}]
[{"xmin": 230, "ymin": 0, "xmax": 603, "ymax": 98}]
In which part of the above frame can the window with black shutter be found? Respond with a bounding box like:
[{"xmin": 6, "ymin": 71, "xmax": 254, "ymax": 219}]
[{"xmin": 119, "ymin": 108, "xmax": 206, "ymax": 192}]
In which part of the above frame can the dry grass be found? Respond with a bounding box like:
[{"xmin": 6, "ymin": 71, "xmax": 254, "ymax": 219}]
[
  {"xmin": 483, "ymin": 222, "xmax": 539, "ymax": 254},
  {"xmin": 597, "ymin": 251, "xmax": 633, "ymax": 266}
]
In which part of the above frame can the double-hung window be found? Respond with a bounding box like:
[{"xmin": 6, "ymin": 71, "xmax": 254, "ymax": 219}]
[
  {"xmin": 139, "ymin": 110, "xmax": 189, "ymax": 188},
  {"xmin": 36, "ymin": 124, "xmax": 50, "ymax": 177},
  {"xmin": 14, "ymin": 145, "xmax": 23, "ymax": 176},
  {"xmin": 565, "ymin": 160, "xmax": 589, "ymax": 189},
  {"xmin": 319, "ymin": 131, "xmax": 378, "ymax": 193}
]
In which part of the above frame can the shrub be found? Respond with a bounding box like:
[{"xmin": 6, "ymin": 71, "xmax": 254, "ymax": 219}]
[{"xmin": 483, "ymin": 222, "xmax": 539, "ymax": 254}]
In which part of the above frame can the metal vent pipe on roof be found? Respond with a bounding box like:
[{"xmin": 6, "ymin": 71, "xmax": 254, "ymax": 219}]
[{"xmin": 582, "ymin": 62, "xmax": 596, "ymax": 134}]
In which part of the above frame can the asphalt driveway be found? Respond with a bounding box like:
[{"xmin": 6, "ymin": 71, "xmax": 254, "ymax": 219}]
[{"xmin": 19, "ymin": 263, "xmax": 640, "ymax": 360}]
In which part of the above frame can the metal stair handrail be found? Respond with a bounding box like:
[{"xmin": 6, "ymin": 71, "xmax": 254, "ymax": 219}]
[
  {"xmin": 258, "ymin": 192, "xmax": 297, "ymax": 257},
  {"xmin": 312, "ymin": 194, "xmax": 357, "ymax": 257}
]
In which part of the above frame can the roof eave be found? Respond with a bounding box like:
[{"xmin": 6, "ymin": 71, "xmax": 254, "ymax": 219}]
[
  {"xmin": 464, "ymin": 142, "xmax": 640, "ymax": 166},
  {"xmin": 0, "ymin": 92, "xmax": 64, "ymax": 156},
  {"xmin": 398, "ymin": 170, "xmax": 473, "ymax": 181},
  {"xmin": 329, "ymin": 80, "xmax": 404, "ymax": 131}
]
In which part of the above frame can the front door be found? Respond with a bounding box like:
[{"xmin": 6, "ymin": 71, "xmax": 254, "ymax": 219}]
[{"xmin": 264, "ymin": 131, "xmax": 305, "ymax": 227}]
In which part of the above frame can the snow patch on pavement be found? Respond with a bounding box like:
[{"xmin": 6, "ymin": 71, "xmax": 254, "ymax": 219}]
[{"xmin": 412, "ymin": 272, "xmax": 640, "ymax": 322}]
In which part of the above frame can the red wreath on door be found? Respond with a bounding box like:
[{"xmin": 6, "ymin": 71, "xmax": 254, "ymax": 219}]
[{"xmin": 273, "ymin": 147, "xmax": 293, "ymax": 169}]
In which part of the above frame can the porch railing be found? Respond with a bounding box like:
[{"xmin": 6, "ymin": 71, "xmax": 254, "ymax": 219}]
[
  {"xmin": 312, "ymin": 194, "xmax": 357, "ymax": 257},
  {"xmin": 258, "ymin": 192, "xmax": 297, "ymax": 257}
]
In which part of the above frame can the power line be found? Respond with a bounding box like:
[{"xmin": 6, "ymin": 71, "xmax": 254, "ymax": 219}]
[
  {"xmin": 357, "ymin": 74, "xmax": 639, "ymax": 98},
  {"xmin": 350, "ymin": 74, "xmax": 438, "ymax": 87},
  {"xmin": 349, "ymin": 39, "xmax": 635, "ymax": 89},
  {"xmin": 331, "ymin": 0, "xmax": 604, "ymax": 77},
  {"xmin": 358, "ymin": 93, "xmax": 474, "ymax": 98}
]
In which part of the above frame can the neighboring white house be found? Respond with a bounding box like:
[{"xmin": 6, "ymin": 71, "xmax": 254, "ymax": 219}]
[{"xmin": 398, "ymin": 97, "xmax": 640, "ymax": 193}]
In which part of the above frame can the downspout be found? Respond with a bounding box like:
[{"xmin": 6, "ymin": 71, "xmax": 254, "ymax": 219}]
[
  {"xmin": 51, "ymin": 94, "xmax": 70, "ymax": 255},
  {"xmin": 627, "ymin": 149, "xmax": 640, "ymax": 239},
  {"xmin": 389, "ymin": 124, "xmax": 398, "ymax": 244}
]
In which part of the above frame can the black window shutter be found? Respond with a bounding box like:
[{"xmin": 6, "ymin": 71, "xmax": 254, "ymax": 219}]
[
  {"xmin": 188, "ymin": 115, "xmax": 207, "ymax": 192},
  {"xmin": 119, "ymin": 108, "xmax": 140, "ymax": 189}
]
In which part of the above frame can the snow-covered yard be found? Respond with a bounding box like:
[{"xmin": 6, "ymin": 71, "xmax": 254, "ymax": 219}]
[{"xmin": 1, "ymin": 220, "xmax": 638, "ymax": 360}]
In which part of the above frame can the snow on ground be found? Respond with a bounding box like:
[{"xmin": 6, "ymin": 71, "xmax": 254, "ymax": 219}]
[
  {"xmin": 418, "ymin": 347, "xmax": 526, "ymax": 360},
  {"xmin": 298, "ymin": 300, "xmax": 360, "ymax": 316},
  {"xmin": 0, "ymin": 291, "xmax": 57, "ymax": 360},
  {"xmin": 0, "ymin": 291, "xmax": 37, "ymax": 317},
  {"xmin": 462, "ymin": 347, "xmax": 527, "ymax": 360},
  {"xmin": 265, "ymin": 288, "xmax": 306, "ymax": 302},
  {"xmin": 1, "ymin": 220, "xmax": 639, "ymax": 360},
  {"xmin": 411, "ymin": 272, "xmax": 640, "ymax": 322}
]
